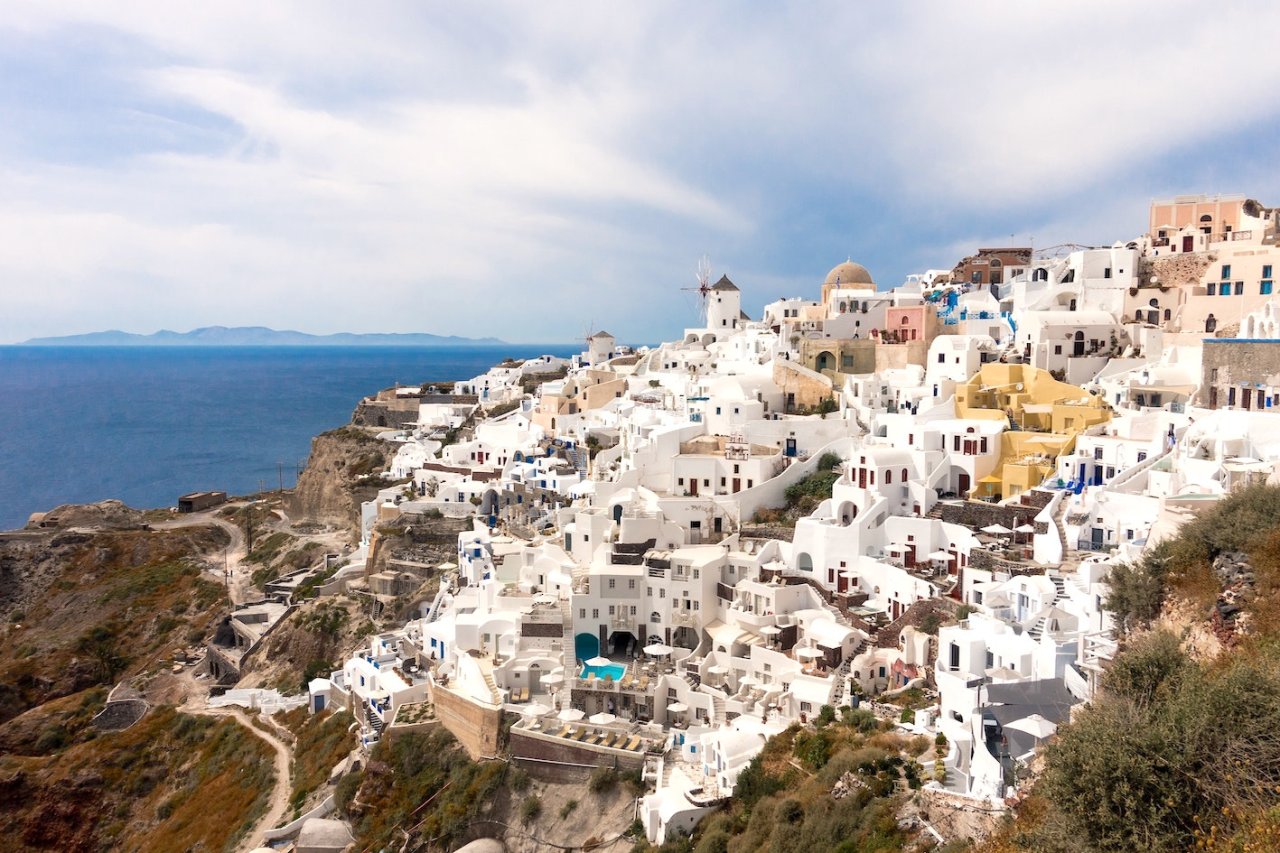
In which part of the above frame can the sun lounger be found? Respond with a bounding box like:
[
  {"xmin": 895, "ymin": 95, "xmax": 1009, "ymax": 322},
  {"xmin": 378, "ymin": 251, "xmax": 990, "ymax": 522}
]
[
  {"xmin": 638, "ymin": 676, "xmax": 649, "ymax": 690},
  {"xmin": 559, "ymin": 726, "xmax": 576, "ymax": 739},
  {"xmin": 573, "ymin": 728, "xmax": 590, "ymax": 741},
  {"xmin": 626, "ymin": 736, "xmax": 642, "ymax": 751}
]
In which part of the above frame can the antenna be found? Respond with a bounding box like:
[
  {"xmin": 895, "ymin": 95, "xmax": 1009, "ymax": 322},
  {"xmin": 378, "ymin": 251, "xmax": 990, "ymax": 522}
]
[{"xmin": 681, "ymin": 255, "xmax": 713, "ymax": 321}]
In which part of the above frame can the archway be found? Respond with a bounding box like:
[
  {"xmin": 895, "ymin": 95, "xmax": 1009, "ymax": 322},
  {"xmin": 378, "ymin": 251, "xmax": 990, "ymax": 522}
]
[{"xmin": 797, "ymin": 552, "xmax": 814, "ymax": 572}]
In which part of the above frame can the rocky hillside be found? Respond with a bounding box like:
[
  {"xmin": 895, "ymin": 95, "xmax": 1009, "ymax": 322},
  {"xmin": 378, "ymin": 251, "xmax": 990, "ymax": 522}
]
[
  {"xmin": 289, "ymin": 426, "xmax": 393, "ymax": 533},
  {"xmin": 0, "ymin": 513, "xmax": 230, "ymax": 725}
]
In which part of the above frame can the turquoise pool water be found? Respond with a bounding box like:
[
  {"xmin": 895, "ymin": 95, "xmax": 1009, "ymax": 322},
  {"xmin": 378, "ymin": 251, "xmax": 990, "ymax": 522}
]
[
  {"xmin": 574, "ymin": 633, "xmax": 626, "ymax": 680},
  {"xmin": 581, "ymin": 663, "xmax": 626, "ymax": 681}
]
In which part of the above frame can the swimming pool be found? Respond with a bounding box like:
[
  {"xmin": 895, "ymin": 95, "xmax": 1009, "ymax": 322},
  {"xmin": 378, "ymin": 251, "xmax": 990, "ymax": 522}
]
[
  {"xmin": 581, "ymin": 662, "xmax": 627, "ymax": 681},
  {"xmin": 574, "ymin": 632, "xmax": 626, "ymax": 681}
]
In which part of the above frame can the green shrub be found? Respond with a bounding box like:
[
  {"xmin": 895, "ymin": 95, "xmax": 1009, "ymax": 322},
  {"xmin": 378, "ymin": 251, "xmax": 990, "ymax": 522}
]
[
  {"xmin": 589, "ymin": 765, "xmax": 619, "ymax": 794},
  {"xmin": 560, "ymin": 799, "xmax": 578, "ymax": 819},
  {"xmin": 520, "ymin": 795, "xmax": 542, "ymax": 822}
]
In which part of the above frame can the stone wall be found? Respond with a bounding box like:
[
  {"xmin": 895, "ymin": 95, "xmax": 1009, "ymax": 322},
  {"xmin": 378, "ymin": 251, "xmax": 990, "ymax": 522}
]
[
  {"xmin": 938, "ymin": 495, "xmax": 1051, "ymax": 535},
  {"xmin": 352, "ymin": 399, "xmax": 419, "ymax": 429},
  {"xmin": 1198, "ymin": 340, "xmax": 1280, "ymax": 407},
  {"xmin": 429, "ymin": 682, "xmax": 502, "ymax": 760},
  {"xmin": 508, "ymin": 729, "xmax": 645, "ymax": 781}
]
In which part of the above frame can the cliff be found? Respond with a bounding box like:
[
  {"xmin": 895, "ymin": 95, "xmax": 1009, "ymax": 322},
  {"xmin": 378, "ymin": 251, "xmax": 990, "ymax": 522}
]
[{"xmin": 288, "ymin": 426, "xmax": 390, "ymax": 533}]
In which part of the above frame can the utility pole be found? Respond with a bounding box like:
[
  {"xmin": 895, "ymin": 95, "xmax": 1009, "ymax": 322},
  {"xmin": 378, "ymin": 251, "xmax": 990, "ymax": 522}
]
[{"xmin": 277, "ymin": 461, "xmax": 284, "ymax": 496}]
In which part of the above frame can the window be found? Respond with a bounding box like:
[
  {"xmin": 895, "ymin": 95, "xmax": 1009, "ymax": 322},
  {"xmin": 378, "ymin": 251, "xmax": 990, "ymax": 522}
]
[
  {"xmin": 1235, "ymin": 281, "xmax": 1244, "ymax": 295},
  {"xmin": 1266, "ymin": 265, "xmax": 1274, "ymax": 279},
  {"xmin": 647, "ymin": 586, "xmax": 653, "ymax": 597},
  {"xmin": 630, "ymin": 605, "xmax": 637, "ymax": 615},
  {"xmin": 938, "ymin": 352, "xmax": 945, "ymax": 363},
  {"xmin": 1104, "ymin": 267, "xmax": 1112, "ymax": 279},
  {"xmin": 1222, "ymin": 285, "xmax": 1233, "ymax": 297},
  {"xmin": 1263, "ymin": 280, "xmax": 1274, "ymax": 296},
  {"xmin": 608, "ymin": 579, "xmax": 616, "ymax": 589},
  {"xmin": 677, "ymin": 477, "xmax": 684, "ymax": 486},
  {"xmin": 1222, "ymin": 264, "xmax": 1232, "ymax": 280},
  {"xmin": 608, "ymin": 605, "xmax": 615, "ymax": 615},
  {"xmin": 693, "ymin": 568, "xmax": 700, "ymax": 579},
  {"xmin": 592, "ymin": 608, "xmax": 599, "ymax": 618},
  {"xmin": 579, "ymin": 608, "xmax": 586, "ymax": 618},
  {"xmin": 1208, "ymin": 283, "xmax": 1217, "ymax": 296},
  {"xmin": 659, "ymin": 589, "xmax": 666, "ymax": 599}
]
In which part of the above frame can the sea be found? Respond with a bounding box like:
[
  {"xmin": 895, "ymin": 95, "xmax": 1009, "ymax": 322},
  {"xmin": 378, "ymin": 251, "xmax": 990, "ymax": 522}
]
[{"xmin": 0, "ymin": 345, "xmax": 578, "ymax": 531}]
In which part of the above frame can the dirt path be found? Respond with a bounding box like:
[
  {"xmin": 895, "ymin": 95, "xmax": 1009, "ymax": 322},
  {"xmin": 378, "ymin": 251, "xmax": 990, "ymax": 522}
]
[
  {"xmin": 181, "ymin": 691, "xmax": 294, "ymax": 852},
  {"xmin": 154, "ymin": 511, "xmax": 254, "ymax": 604}
]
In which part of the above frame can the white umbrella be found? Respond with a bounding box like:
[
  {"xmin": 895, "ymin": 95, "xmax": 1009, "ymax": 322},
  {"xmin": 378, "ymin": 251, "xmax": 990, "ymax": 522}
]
[
  {"xmin": 643, "ymin": 643, "xmax": 673, "ymax": 656},
  {"xmin": 795, "ymin": 647, "xmax": 823, "ymax": 660},
  {"xmin": 588, "ymin": 712, "xmax": 617, "ymax": 725},
  {"xmin": 542, "ymin": 673, "xmax": 565, "ymax": 686},
  {"xmin": 927, "ymin": 550, "xmax": 952, "ymax": 561},
  {"xmin": 707, "ymin": 665, "xmax": 728, "ymax": 675},
  {"xmin": 982, "ymin": 523, "xmax": 1013, "ymax": 535},
  {"xmin": 737, "ymin": 675, "xmax": 758, "ymax": 686},
  {"xmin": 585, "ymin": 656, "xmax": 611, "ymax": 668},
  {"xmin": 1015, "ymin": 524, "xmax": 1036, "ymax": 534},
  {"xmin": 558, "ymin": 708, "xmax": 585, "ymax": 722},
  {"xmin": 521, "ymin": 703, "xmax": 551, "ymax": 717},
  {"xmin": 1004, "ymin": 713, "xmax": 1057, "ymax": 740},
  {"xmin": 666, "ymin": 702, "xmax": 688, "ymax": 714},
  {"xmin": 759, "ymin": 625, "xmax": 782, "ymax": 636}
]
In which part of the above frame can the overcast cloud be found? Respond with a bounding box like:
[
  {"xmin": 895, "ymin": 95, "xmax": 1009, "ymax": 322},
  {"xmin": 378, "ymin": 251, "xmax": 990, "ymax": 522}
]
[{"xmin": 3, "ymin": 1, "xmax": 1280, "ymax": 343}]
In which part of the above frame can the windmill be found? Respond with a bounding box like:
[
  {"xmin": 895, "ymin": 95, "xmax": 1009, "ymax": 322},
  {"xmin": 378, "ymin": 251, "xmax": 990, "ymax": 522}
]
[{"xmin": 682, "ymin": 255, "xmax": 713, "ymax": 322}]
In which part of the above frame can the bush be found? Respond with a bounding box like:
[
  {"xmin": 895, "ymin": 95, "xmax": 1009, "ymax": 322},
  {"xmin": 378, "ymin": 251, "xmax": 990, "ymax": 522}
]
[
  {"xmin": 508, "ymin": 766, "xmax": 530, "ymax": 792},
  {"xmin": 520, "ymin": 796, "xmax": 542, "ymax": 822},
  {"xmin": 816, "ymin": 704, "xmax": 836, "ymax": 728},
  {"xmin": 334, "ymin": 771, "xmax": 362, "ymax": 817},
  {"xmin": 560, "ymin": 799, "xmax": 578, "ymax": 819},
  {"xmin": 589, "ymin": 765, "xmax": 619, "ymax": 794}
]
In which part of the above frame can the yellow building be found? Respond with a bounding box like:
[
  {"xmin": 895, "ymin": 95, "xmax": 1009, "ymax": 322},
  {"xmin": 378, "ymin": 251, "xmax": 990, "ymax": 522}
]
[{"xmin": 955, "ymin": 364, "xmax": 1110, "ymax": 500}]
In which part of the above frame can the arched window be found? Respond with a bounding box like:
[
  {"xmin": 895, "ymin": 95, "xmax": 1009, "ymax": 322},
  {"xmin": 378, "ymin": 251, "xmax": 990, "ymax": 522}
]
[
  {"xmin": 1206, "ymin": 314, "xmax": 1217, "ymax": 333},
  {"xmin": 885, "ymin": 470, "xmax": 893, "ymax": 484},
  {"xmin": 902, "ymin": 468, "xmax": 909, "ymax": 481}
]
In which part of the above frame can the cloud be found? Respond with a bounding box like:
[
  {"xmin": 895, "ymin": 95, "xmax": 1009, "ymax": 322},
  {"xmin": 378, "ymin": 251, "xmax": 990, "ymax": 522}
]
[{"xmin": 2, "ymin": 2, "xmax": 1279, "ymax": 343}]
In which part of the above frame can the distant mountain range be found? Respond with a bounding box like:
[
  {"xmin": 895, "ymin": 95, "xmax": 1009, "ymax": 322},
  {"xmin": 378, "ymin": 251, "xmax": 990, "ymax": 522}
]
[{"xmin": 18, "ymin": 326, "xmax": 506, "ymax": 347}]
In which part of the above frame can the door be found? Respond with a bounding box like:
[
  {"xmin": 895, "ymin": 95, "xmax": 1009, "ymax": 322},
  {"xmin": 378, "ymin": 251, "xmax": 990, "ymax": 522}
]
[
  {"xmin": 732, "ymin": 478, "xmax": 741, "ymax": 493},
  {"xmin": 858, "ymin": 468, "xmax": 867, "ymax": 488},
  {"xmin": 785, "ymin": 438, "xmax": 797, "ymax": 457},
  {"xmin": 689, "ymin": 478, "xmax": 698, "ymax": 496},
  {"xmin": 904, "ymin": 547, "xmax": 916, "ymax": 569},
  {"xmin": 1182, "ymin": 235, "xmax": 1194, "ymax": 252},
  {"xmin": 958, "ymin": 472, "xmax": 971, "ymax": 495},
  {"xmin": 1091, "ymin": 528, "xmax": 1104, "ymax": 549}
]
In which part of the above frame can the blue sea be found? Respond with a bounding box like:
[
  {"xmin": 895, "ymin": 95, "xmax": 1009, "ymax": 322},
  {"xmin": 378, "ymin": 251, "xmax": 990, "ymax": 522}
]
[{"xmin": 0, "ymin": 345, "xmax": 577, "ymax": 531}]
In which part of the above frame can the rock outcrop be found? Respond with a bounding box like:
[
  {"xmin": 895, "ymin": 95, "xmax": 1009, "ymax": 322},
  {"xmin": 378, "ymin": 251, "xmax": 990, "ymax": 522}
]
[{"xmin": 288, "ymin": 427, "xmax": 389, "ymax": 533}]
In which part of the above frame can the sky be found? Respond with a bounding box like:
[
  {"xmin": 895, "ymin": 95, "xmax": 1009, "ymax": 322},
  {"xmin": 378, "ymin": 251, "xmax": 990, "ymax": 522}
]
[{"xmin": 4, "ymin": 2, "xmax": 1280, "ymax": 345}]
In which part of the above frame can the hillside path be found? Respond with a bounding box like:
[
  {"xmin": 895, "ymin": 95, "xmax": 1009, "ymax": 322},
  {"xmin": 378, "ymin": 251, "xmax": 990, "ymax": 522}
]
[{"xmin": 181, "ymin": 692, "xmax": 293, "ymax": 852}]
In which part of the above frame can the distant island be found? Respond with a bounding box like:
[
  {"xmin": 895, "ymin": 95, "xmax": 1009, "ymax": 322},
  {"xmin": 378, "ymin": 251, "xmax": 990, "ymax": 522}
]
[{"xmin": 18, "ymin": 326, "xmax": 506, "ymax": 347}]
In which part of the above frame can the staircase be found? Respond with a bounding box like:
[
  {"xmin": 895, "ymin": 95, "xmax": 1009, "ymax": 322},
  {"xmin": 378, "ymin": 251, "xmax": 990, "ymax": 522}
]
[
  {"xmin": 925, "ymin": 504, "xmax": 946, "ymax": 520},
  {"xmin": 365, "ymin": 703, "xmax": 386, "ymax": 740},
  {"xmin": 1049, "ymin": 575, "xmax": 1067, "ymax": 603},
  {"xmin": 711, "ymin": 694, "xmax": 726, "ymax": 726},
  {"xmin": 830, "ymin": 655, "xmax": 855, "ymax": 707}
]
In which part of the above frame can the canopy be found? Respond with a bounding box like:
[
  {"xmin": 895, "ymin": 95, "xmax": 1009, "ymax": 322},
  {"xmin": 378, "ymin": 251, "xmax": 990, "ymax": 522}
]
[
  {"xmin": 707, "ymin": 665, "xmax": 729, "ymax": 675},
  {"xmin": 1015, "ymin": 524, "xmax": 1036, "ymax": 533},
  {"xmin": 588, "ymin": 712, "xmax": 617, "ymax": 725},
  {"xmin": 758, "ymin": 625, "xmax": 782, "ymax": 636},
  {"xmin": 541, "ymin": 673, "xmax": 565, "ymax": 686},
  {"xmin": 982, "ymin": 523, "xmax": 1013, "ymax": 535},
  {"xmin": 927, "ymin": 550, "xmax": 952, "ymax": 561},
  {"xmin": 795, "ymin": 647, "xmax": 822, "ymax": 659},
  {"xmin": 521, "ymin": 703, "xmax": 551, "ymax": 717},
  {"xmin": 643, "ymin": 643, "xmax": 673, "ymax": 656},
  {"xmin": 666, "ymin": 702, "xmax": 688, "ymax": 713},
  {"xmin": 558, "ymin": 708, "xmax": 585, "ymax": 721},
  {"xmin": 585, "ymin": 656, "xmax": 611, "ymax": 668}
]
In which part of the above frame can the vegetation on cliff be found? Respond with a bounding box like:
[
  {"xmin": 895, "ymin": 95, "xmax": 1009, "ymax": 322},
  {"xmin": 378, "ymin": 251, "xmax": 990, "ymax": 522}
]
[{"xmin": 0, "ymin": 706, "xmax": 273, "ymax": 852}]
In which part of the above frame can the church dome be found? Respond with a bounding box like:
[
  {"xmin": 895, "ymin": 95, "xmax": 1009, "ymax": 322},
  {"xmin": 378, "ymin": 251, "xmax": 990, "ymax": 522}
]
[{"xmin": 823, "ymin": 260, "xmax": 875, "ymax": 290}]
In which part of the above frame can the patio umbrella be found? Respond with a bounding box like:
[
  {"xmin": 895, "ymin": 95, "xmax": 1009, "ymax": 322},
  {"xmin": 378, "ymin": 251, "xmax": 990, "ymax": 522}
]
[
  {"xmin": 588, "ymin": 712, "xmax": 617, "ymax": 725},
  {"xmin": 585, "ymin": 656, "xmax": 611, "ymax": 668},
  {"xmin": 982, "ymin": 523, "xmax": 1013, "ymax": 535},
  {"xmin": 521, "ymin": 703, "xmax": 551, "ymax": 717},
  {"xmin": 927, "ymin": 550, "xmax": 952, "ymax": 561},
  {"xmin": 666, "ymin": 702, "xmax": 688, "ymax": 714},
  {"xmin": 795, "ymin": 647, "xmax": 823, "ymax": 660},
  {"xmin": 737, "ymin": 675, "xmax": 758, "ymax": 686},
  {"xmin": 1015, "ymin": 524, "xmax": 1036, "ymax": 534},
  {"xmin": 1004, "ymin": 713, "xmax": 1057, "ymax": 740},
  {"xmin": 643, "ymin": 643, "xmax": 673, "ymax": 656},
  {"xmin": 542, "ymin": 673, "xmax": 565, "ymax": 686},
  {"xmin": 707, "ymin": 665, "xmax": 729, "ymax": 675},
  {"xmin": 758, "ymin": 626, "xmax": 782, "ymax": 636},
  {"xmin": 558, "ymin": 708, "xmax": 585, "ymax": 721}
]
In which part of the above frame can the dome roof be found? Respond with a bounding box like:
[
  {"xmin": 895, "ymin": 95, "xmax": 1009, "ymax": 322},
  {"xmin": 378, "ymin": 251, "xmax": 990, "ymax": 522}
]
[{"xmin": 824, "ymin": 260, "xmax": 875, "ymax": 289}]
